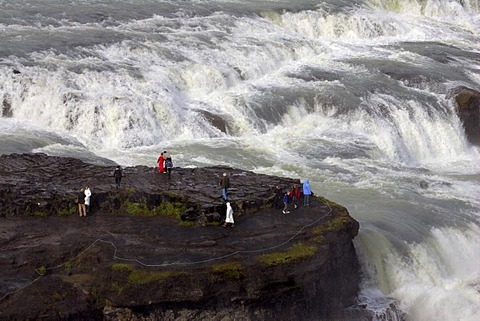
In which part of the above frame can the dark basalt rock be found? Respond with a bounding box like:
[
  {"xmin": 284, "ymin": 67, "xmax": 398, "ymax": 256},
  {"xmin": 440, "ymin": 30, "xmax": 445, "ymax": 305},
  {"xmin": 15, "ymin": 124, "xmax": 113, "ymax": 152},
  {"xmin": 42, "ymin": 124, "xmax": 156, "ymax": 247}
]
[
  {"xmin": 197, "ymin": 110, "xmax": 229, "ymax": 134},
  {"xmin": 0, "ymin": 153, "xmax": 365, "ymax": 321},
  {"xmin": 450, "ymin": 86, "xmax": 480, "ymax": 145}
]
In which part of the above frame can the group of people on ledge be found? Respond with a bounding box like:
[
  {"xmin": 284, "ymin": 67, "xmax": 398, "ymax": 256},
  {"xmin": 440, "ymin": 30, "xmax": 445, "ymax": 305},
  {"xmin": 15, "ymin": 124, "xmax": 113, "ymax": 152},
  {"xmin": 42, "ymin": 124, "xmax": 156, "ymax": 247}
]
[
  {"xmin": 76, "ymin": 153, "xmax": 312, "ymax": 222},
  {"xmin": 274, "ymin": 179, "xmax": 312, "ymax": 214},
  {"xmin": 219, "ymin": 171, "xmax": 312, "ymax": 227}
]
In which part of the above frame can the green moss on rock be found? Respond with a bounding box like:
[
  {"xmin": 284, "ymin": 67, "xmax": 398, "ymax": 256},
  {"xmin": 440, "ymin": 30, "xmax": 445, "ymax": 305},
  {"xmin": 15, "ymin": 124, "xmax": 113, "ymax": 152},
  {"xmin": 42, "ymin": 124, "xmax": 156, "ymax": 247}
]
[
  {"xmin": 110, "ymin": 263, "xmax": 187, "ymax": 285},
  {"xmin": 210, "ymin": 262, "xmax": 244, "ymax": 281},
  {"xmin": 110, "ymin": 263, "xmax": 134, "ymax": 272},
  {"xmin": 179, "ymin": 221, "xmax": 196, "ymax": 227},
  {"xmin": 111, "ymin": 281, "xmax": 125, "ymax": 295},
  {"xmin": 127, "ymin": 270, "xmax": 186, "ymax": 285},
  {"xmin": 313, "ymin": 215, "xmax": 351, "ymax": 236},
  {"xmin": 60, "ymin": 273, "xmax": 93, "ymax": 285},
  {"xmin": 258, "ymin": 243, "xmax": 317, "ymax": 266},
  {"xmin": 154, "ymin": 202, "xmax": 186, "ymax": 219},
  {"xmin": 58, "ymin": 206, "xmax": 77, "ymax": 216},
  {"xmin": 125, "ymin": 201, "xmax": 153, "ymax": 216},
  {"xmin": 33, "ymin": 211, "xmax": 47, "ymax": 217}
]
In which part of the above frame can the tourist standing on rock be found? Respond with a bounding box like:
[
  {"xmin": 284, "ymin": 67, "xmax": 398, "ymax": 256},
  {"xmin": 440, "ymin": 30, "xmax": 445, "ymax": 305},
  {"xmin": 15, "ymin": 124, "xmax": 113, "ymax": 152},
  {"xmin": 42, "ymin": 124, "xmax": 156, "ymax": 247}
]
[
  {"xmin": 77, "ymin": 188, "xmax": 87, "ymax": 217},
  {"xmin": 164, "ymin": 155, "xmax": 173, "ymax": 179},
  {"xmin": 282, "ymin": 192, "xmax": 290, "ymax": 214},
  {"xmin": 274, "ymin": 185, "xmax": 283, "ymax": 209},
  {"xmin": 163, "ymin": 150, "xmax": 173, "ymax": 178},
  {"xmin": 223, "ymin": 202, "xmax": 235, "ymax": 227},
  {"xmin": 84, "ymin": 186, "xmax": 92, "ymax": 213},
  {"xmin": 114, "ymin": 166, "xmax": 123, "ymax": 187},
  {"xmin": 303, "ymin": 179, "xmax": 311, "ymax": 206},
  {"xmin": 291, "ymin": 184, "xmax": 301, "ymax": 209},
  {"xmin": 157, "ymin": 152, "xmax": 165, "ymax": 173},
  {"xmin": 220, "ymin": 172, "xmax": 230, "ymax": 201}
]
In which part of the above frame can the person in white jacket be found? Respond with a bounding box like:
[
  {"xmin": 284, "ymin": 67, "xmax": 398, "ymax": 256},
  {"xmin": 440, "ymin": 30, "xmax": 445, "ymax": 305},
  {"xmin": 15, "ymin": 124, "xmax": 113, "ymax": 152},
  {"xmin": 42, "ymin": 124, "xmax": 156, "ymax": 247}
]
[
  {"xmin": 223, "ymin": 202, "xmax": 234, "ymax": 227},
  {"xmin": 84, "ymin": 186, "xmax": 92, "ymax": 213}
]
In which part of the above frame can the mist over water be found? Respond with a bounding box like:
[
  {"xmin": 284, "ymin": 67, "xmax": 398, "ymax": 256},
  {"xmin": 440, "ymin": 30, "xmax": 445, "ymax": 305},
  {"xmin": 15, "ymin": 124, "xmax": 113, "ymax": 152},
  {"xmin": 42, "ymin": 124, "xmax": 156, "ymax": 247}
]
[{"xmin": 1, "ymin": 0, "xmax": 480, "ymax": 319}]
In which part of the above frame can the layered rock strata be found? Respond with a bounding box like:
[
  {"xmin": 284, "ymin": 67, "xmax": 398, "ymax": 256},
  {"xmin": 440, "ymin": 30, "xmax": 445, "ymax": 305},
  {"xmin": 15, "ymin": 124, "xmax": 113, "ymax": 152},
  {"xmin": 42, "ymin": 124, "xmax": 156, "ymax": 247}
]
[{"xmin": 0, "ymin": 153, "xmax": 363, "ymax": 321}]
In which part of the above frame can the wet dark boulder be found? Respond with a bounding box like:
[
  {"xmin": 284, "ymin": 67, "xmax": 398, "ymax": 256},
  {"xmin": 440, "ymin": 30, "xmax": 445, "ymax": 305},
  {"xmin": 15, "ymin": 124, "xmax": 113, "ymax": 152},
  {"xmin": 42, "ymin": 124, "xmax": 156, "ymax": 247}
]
[
  {"xmin": 0, "ymin": 153, "xmax": 365, "ymax": 321},
  {"xmin": 197, "ymin": 110, "xmax": 229, "ymax": 134},
  {"xmin": 451, "ymin": 86, "xmax": 480, "ymax": 145}
]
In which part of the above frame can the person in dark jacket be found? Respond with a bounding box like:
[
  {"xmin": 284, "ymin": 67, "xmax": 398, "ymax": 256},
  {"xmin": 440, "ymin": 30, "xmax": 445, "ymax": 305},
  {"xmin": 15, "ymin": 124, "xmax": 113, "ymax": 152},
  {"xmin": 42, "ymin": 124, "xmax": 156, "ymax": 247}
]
[
  {"xmin": 165, "ymin": 158, "xmax": 173, "ymax": 179},
  {"xmin": 163, "ymin": 151, "xmax": 173, "ymax": 179},
  {"xmin": 77, "ymin": 188, "xmax": 86, "ymax": 217},
  {"xmin": 113, "ymin": 166, "xmax": 123, "ymax": 187},
  {"xmin": 282, "ymin": 192, "xmax": 290, "ymax": 214},
  {"xmin": 273, "ymin": 185, "xmax": 283, "ymax": 209},
  {"xmin": 219, "ymin": 172, "xmax": 230, "ymax": 201}
]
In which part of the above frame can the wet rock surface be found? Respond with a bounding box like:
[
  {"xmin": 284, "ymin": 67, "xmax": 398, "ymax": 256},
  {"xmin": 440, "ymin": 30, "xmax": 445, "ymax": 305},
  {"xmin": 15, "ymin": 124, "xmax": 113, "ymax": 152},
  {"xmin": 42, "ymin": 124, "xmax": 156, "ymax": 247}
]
[
  {"xmin": 0, "ymin": 153, "xmax": 364, "ymax": 321},
  {"xmin": 451, "ymin": 86, "xmax": 480, "ymax": 145}
]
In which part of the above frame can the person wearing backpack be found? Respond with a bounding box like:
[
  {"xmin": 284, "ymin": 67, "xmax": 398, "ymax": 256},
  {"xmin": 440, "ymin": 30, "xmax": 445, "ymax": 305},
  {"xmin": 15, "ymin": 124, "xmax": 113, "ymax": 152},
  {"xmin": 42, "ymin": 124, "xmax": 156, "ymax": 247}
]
[
  {"xmin": 113, "ymin": 166, "xmax": 123, "ymax": 187},
  {"xmin": 164, "ymin": 154, "xmax": 173, "ymax": 179}
]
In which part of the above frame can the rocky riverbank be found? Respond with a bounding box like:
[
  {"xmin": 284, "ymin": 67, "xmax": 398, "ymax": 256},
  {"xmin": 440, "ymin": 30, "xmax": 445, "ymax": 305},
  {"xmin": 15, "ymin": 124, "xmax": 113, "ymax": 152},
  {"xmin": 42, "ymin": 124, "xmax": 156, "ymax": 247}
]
[{"xmin": 0, "ymin": 153, "xmax": 366, "ymax": 321}]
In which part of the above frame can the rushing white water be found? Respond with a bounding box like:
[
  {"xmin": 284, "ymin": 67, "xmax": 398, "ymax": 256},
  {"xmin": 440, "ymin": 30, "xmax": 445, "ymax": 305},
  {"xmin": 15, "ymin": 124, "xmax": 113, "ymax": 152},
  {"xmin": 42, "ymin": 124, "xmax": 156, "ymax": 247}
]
[{"xmin": 1, "ymin": 0, "xmax": 480, "ymax": 319}]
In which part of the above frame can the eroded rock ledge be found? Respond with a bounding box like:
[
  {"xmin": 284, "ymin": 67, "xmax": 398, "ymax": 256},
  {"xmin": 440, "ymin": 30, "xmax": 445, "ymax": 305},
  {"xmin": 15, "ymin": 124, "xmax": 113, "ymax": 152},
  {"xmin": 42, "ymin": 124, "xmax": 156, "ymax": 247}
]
[{"xmin": 0, "ymin": 153, "xmax": 365, "ymax": 321}]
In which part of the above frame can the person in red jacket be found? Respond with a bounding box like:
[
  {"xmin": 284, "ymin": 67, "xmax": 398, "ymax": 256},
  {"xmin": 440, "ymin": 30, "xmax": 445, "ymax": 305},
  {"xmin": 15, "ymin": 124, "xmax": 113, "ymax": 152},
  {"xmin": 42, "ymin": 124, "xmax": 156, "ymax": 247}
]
[
  {"xmin": 157, "ymin": 152, "xmax": 164, "ymax": 173},
  {"xmin": 291, "ymin": 184, "xmax": 301, "ymax": 209}
]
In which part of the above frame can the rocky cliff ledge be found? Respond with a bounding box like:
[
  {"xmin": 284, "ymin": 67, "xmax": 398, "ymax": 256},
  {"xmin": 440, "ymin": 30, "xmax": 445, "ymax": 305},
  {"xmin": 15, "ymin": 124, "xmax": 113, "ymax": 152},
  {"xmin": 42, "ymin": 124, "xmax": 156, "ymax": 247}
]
[{"xmin": 0, "ymin": 153, "xmax": 364, "ymax": 321}]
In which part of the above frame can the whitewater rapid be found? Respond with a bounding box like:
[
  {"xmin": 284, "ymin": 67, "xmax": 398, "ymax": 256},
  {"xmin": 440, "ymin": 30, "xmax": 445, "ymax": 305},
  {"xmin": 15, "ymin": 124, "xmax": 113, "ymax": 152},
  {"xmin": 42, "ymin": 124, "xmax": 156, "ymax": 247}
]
[{"xmin": 1, "ymin": 0, "xmax": 480, "ymax": 320}]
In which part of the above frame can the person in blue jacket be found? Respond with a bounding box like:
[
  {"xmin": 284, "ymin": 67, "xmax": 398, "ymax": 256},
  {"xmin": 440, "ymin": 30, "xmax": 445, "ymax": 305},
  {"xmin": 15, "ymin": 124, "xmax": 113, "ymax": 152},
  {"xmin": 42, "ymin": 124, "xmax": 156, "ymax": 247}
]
[
  {"xmin": 282, "ymin": 192, "xmax": 290, "ymax": 214},
  {"xmin": 303, "ymin": 179, "xmax": 311, "ymax": 206}
]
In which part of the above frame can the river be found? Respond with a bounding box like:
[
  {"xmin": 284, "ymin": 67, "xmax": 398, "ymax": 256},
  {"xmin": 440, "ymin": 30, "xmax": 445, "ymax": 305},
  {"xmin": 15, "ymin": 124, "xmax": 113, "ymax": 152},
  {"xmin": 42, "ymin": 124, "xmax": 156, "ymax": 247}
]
[{"xmin": 0, "ymin": 0, "xmax": 479, "ymax": 320}]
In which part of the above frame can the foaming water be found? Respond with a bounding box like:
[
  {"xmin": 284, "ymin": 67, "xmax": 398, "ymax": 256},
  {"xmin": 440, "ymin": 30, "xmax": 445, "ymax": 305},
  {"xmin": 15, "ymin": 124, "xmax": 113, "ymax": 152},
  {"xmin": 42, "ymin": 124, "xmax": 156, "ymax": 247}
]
[
  {"xmin": 279, "ymin": 0, "xmax": 479, "ymax": 44},
  {"xmin": 355, "ymin": 224, "xmax": 480, "ymax": 321},
  {"xmin": 388, "ymin": 225, "xmax": 480, "ymax": 321},
  {"xmin": 1, "ymin": 0, "xmax": 480, "ymax": 320},
  {"xmin": 1, "ymin": 0, "xmax": 479, "ymax": 152}
]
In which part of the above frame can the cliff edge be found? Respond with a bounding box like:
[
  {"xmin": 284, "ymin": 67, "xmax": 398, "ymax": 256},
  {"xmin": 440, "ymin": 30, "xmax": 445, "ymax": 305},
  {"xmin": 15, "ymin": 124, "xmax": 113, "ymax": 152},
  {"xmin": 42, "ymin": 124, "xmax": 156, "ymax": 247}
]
[{"xmin": 0, "ymin": 153, "xmax": 364, "ymax": 321}]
